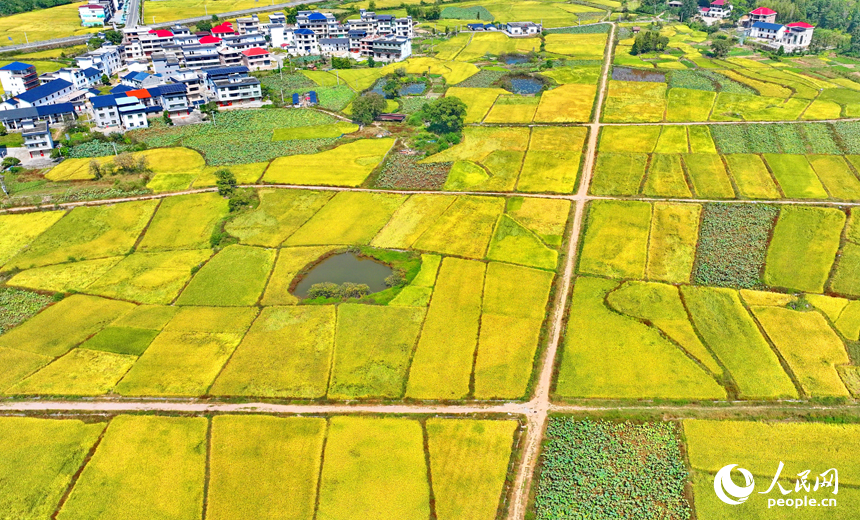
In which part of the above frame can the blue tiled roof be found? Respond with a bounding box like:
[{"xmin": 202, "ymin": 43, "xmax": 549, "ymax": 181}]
[
  {"xmin": 82, "ymin": 67, "xmax": 101, "ymax": 78},
  {"xmin": 0, "ymin": 61, "xmax": 34, "ymax": 72},
  {"xmin": 752, "ymin": 21, "xmax": 784, "ymax": 31},
  {"xmin": 122, "ymin": 71, "xmax": 137, "ymax": 80},
  {"xmin": 292, "ymin": 93, "xmax": 299, "ymax": 104},
  {"xmin": 91, "ymin": 95, "xmax": 119, "ymax": 108},
  {"xmin": 377, "ymin": 15, "xmax": 394, "ymax": 20},
  {"xmin": 0, "ymin": 102, "xmax": 76, "ymax": 122},
  {"xmin": 148, "ymin": 83, "xmax": 187, "ymax": 97},
  {"xmin": 201, "ymin": 65, "xmax": 249, "ymax": 77},
  {"xmin": 16, "ymin": 79, "xmax": 72, "ymax": 103},
  {"xmin": 307, "ymin": 12, "xmax": 326, "ymax": 20},
  {"xmin": 111, "ymin": 84, "xmax": 133, "ymax": 94},
  {"xmin": 348, "ymin": 30, "xmax": 367, "ymax": 36},
  {"xmin": 295, "ymin": 28, "xmax": 315, "ymax": 35}
]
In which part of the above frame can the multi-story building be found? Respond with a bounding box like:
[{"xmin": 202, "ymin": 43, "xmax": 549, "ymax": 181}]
[
  {"xmin": 219, "ymin": 46, "xmax": 244, "ymax": 67},
  {"xmin": 294, "ymin": 29, "xmax": 320, "ymax": 55},
  {"xmin": 270, "ymin": 25, "xmax": 289, "ymax": 49},
  {"xmin": 212, "ymin": 23, "xmax": 236, "ymax": 37},
  {"xmin": 319, "ymin": 38, "xmax": 350, "ymax": 56},
  {"xmin": 297, "ymin": 11, "xmax": 340, "ymax": 36},
  {"xmin": 120, "ymin": 71, "xmax": 163, "ymax": 89},
  {"xmin": 123, "ymin": 83, "xmax": 190, "ymax": 117},
  {"xmin": 140, "ymin": 30, "xmax": 175, "ymax": 57},
  {"xmin": 75, "ymin": 45, "xmax": 123, "ymax": 76},
  {"xmin": 269, "ymin": 12, "xmax": 286, "ymax": 24},
  {"xmin": 49, "ymin": 68, "xmax": 103, "ymax": 90},
  {"xmin": 0, "ymin": 79, "xmax": 75, "ymax": 111},
  {"xmin": 21, "ymin": 119, "xmax": 55, "ymax": 158},
  {"xmin": 91, "ymin": 93, "xmax": 153, "ymax": 129},
  {"xmin": 241, "ymin": 47, "xmax": 274, "ymax": 70},
  {"xmin": 747, "ymin": 6, "xmax": 778, "ymax": 25},
  {"xmin": 0, "ymin": 62, "xmax": 39, "ymax": 98},
  {"xmin": 506, "ymin": 21, "xmax": 542, "ymax": 35},
  {"xmin": 368, "ymin": 34, "xmax": 412, "ymax": 62},
  {"xmin": 152, "ymin": 52, "xmax": 182, "ymax": 75},
  {"xmin": 236, "ymin": 14, "xmax": 261, "ymax": 35},
  {"xmin": 78, "ymin": 3, "xmax": 110, "ymax": 27},
  {"xmin": 116, "ymin": 96, "xmax": 149, "ymax": 129},
  {"xmin": 222, "ymin": 33, "xmax": 267, "ymax": 51},
  {"xmin": 347, "ymin": 10, "xmax": 413, "ymax": 38},
  {"xmin": 169, "ymin": 69, "xmax": 207, "ymax": 106},
  {"xmin": 0, "ymin": 103, "xmax": 77, "ymax": 130},
  {"xmin": 699, "ymin": 0, "xmax": 732, "ymax": 21},
  {"xmin": 348, "ymin": 30, "xmax": 367, "ymax": 52},
  {"xmin": 745, "ymin": 8, "xmax": 815, "ymax": 51},
  {"xmin": 202, "ymin": 66, "xmax": 262, "ymax": 107},
  {"xmin": 182, "ymin": 45, "xmax": 221, "ymax": 69}
]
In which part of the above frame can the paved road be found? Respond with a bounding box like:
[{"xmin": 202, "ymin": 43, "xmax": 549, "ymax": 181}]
[{"xmin": 126, "ymin": 0, "xmax": 142, "ymax": 28}]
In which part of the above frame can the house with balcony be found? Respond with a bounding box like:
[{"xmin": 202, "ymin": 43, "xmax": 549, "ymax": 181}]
[
  {"xmin": 0, "ymin": 103, "xmax": 77, "ymax": 131},
  {"xmin": 0, "ymin": 62, "xmax": 39, "ymax": 98},
  {"xmin": 0, "ymin": 79, "xmax": 75, "ymax": 111},
  {"xmin": 241, "ymin": 48, "xmax": 274, "ymax": 70},
  {"xmin": 202, "ymin": 66, "xmax": 262, "ymax": 107},
  {"xmin": 368, "ymin": 34, "xmax": 412, "ymax": 62},
  {"xmin": 237, "ymin": 14, "xmax": 261, "ymax": 35},
  {"xmin": 745, "ymin": 8, "xmax": 815, "ymax": 51},
  {"xmin": 319, "ymin": 38, "xmax": 350, "ymax": 56},
  {"xmin": 182, "ymin": 45, "xmax": 222, "ymax": 70},
  {"xmin": 78, "ymin": 2, "xmax": 112, "ymax": 26},
  {"xmin": 505, "ymin": 22, "xmax": 542, "ymax": 36},
  {"xmin": 21, "ymin": 119, "xmax": 55, "ymax": 158},
  {"xmin": 75, "ymin": 45, "xmax": 123, "ymax": 76}
]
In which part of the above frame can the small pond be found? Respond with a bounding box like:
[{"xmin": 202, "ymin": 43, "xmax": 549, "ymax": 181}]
[
  {"xmin": 611, "ymin": 67, "xmax": 666, "ymax": 83},
  {"xmin": 293, "ymin": 252, "xmax": 393, "ymax": 297},
  {"xmin": 502, "ymin": 55, "xmax": 529, "ymax": 65},
  {"xmin": 399, "ymin": 82, "xmax": 427, "ymax": 96},
  {"xmin": 369, "ymin": 79, "xmax": 385, "ymax": 96},
  {"xmin": 509, "ymin": 78, "xmax": 543, "ymax": 95}
]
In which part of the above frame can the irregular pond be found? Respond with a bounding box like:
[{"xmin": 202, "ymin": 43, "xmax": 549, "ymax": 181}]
[
  {"xmin": 399, "ymin": 82, "xmax": 427, "ymax": 96},
  {"xmin": 611, "ymin": 67, "xmax": 666, "ymax": 83},
  {"xmin": 293, "ymin": 252, "xmax": 393, "ymax": 297},
  {"xmin": 509, "ymin": 78, "xmax": 543, "ymax": 95},
  {"xmin": 369, "ymin": 79, "xmax": 385, "ymax": 96},
  {"xmin": 502, "ymin": 55, "xmax": 529, "ymax": 64}
]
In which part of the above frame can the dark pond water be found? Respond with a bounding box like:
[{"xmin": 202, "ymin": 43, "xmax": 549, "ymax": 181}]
[
  {"xmin": 293, "ymin": 253, "xmax": 393, "ymax": 297},
  {"xmin": 503, "ymin": 55, "xmax": 529, "ymax": 64},
  {"xmin": 400, "ymin": 82, "xmax": 427, "ymax": 96},
  {"xmin": 510, "ymin": 78, "xmax": 543, "ymax": 95},
  {"xmin": 611, "ymin": 67, "xmax": 666, "ymax": 83},
  {"xmin": 369, "ymin": 79, "xmax": 385, "ymax": 96}
]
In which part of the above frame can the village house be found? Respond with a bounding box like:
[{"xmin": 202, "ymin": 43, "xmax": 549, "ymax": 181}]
[
  {"xmin": 202, "ymin": 66, "xmax": 262, "ymax": 107},
  {"xmin": 75, "ymin": 45, "xmax": 123, "ymax": 76},
  {"xmin": 0, "ymin": 103, "xmax": 77, "ymax": 131},
  {"xmin": 0, "ymin": 79, "xmax": 76, "ymax": 111},
  {"xmin": 505, "ymin": 22, "xmax": 542, "ymax": 36},
  {"xmin": 241, "ymin": 48, "xmax": 274, "ymax": 70},
  {"xmin": 20, "ymin": 119, "xmax": 55, "ymax": 158},
  {"xmin": 0, "ymin": 62, "xmax": 39, "ymax": 98},
  {"xmin": 745, "ymin": 7, "xmax": 815, "ymax": 51}
]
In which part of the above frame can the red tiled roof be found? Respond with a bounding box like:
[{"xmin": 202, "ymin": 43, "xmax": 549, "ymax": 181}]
[
  {"xmin": 126, "ymin": 88, "xmax": 152, "ymax": 99},
  {"xmin": 786, "ymin": 21, "xmax": 814, "ymax": 28},
  {"xmin": 750, "ymin": 7, "xmax": 777, "ymax": 15},
  {"xmin": 80, "ymin": 4, "xmax": 105, "ymax": 9},
  {"xmin": 700, "ymin": 7, "xmax": 711, "ymax": 11},
  {"xmin": 149, "ymin": 29, "xmax": 174, "ymax": 37},
  {"xmin": 711, "ymin": 0, "xmax": 725, "ymax": 5},
  {"xmin": 242, "ymin": 47, "xmax": 269, "ymax": 57},
  {"xmin": 212, "ymin": 23, "xmax": 234, "ymax": 33},
  {"xmin": 199, "ymin": 35, "xmax": 222, "ymax": 44}
]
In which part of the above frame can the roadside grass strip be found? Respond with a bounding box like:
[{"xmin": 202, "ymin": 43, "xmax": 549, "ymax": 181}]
[
  {"xmin": 264, "ymin": 138, "xmax": 395, "ymax": 187},
  {"xmin": 371, "ymin": 195, "xmax": 456, "ymax": 250},
  {"xmin": 427, "ymin": 418, "xmax": 517, "ymax": 520},
  {"xmin": 474, "ymin": 262, "xmax": 553, "ymax": 399},
  {"xmin": 87, "ymin": 250, "xmax": 213, "ymax": 304},
  {"xmin": 137, "ymin": 193, "xmax": 227, "ymax": 252},
  {"xmin": 406, "ymin": 258, "xmax": 484, "ymax": 400},
  {"xmin": 642, "ymin": 154, "xmax": 692, "ymax": 197},
  {"xmin": 6, "ymin": 257, "xmax": 123, "ymax": 293},
  {"xmin": 211, "ymin": 306, "xmax": 335, "ymax": 398},
  {"xmin": 763, "ymin": 154, "xmax": 828, "ymax": 199},
  {"xmin": 0, "ymin": 211, "xmax": 65, "ymax": 266},
  {"xmin": 284, "ymin": 192, "xmax": 406, "ymax": 246},
  {"xmin": 519, "ymin": 127, "xmax": 586, "ymax": 193},
  {"xmin": 446, "ymin": 87, "xmax": 507, "ymax": 123},
  {"xmin": 487, "ymin": 215, "xmax": 558, "ymax": 269},
  {"xmin": 225, "ymin": 189, "xmax": 334, "ymax": 248},
  {"xmin": 683, "ymin": 154, "xmax": 735, "ymax": 198},
  {"xmin": 681, "ymin": 286, "xmax": 798, "ymax": 399},
  {"xmin": 207, "ymin": 415, "xmax": 326, "ymax": 520},
  {"xmin": 590, "ymin": 153, "xmax": 648, "ymax": 195},
  {"xmin": 646, "ymin": 202, "xmax": 700, "ymax": 283},
  {"xmin": 533, "ymin": 84, "xmax": 597, "ymax": 123},
  {"xmin": 765, "ymin": 207, "xmax": 844, "ymax": 293},
  {"xmin": 807, "ymin": 155, "xmax": 860, "ymax": 200},
  {"xmin": 607, "ymin": 281, "xmax": 722, "ymax": 374},
  {"xmin": 0, "ymin": 417, "xmax": 104, "ymax": 520},
  {"xmin": 412, "ymin": 196, "xmax": 505, "ymax": 259},
  {"xmin": 7, "ymin": 349, "xmax": 136, "ymax": 396},
  {"xmin": 751, "ymin": 307, "xmax": 850, "ymax": 397},
  {"xmin": 114, "ymin": 307, "xmax": 258, "ymax": 397},
  {"xmin": 666, "ymin": 88, "xmax": 715, "ymax": 122},
  {"xmin": 0, "ymin": 295, "xmax": 134, "ymax": 357},
  {"xmin": 317, "ymin": 417, "xmax": 429, "ymax": 520},
  {"xmin": 261, "ymin": 246, "xmax": 338, "ymax": 306},
  {"xmin": 3, "ymin": 200, "xmax": 158, "ymax": 270},
  {"xmin": 556, "ymin": 277, "xmax": 725, "ymax": 399},
  {"xmin": 176, "ymin": 245, "xmax": 275, "ymax": 306},
  {"xmin": 578, "ymin": 200, "xmax": 651, "ymax": 279},
  {"xmin": 328, "ymin": 304, "xmax": 425, "ymax": 399},
  {"xmin": 57, "ymin": 416, "xmax": 206, "ymax": 520},
  {"xmin": 723, "ymin": 154, "xmax": 782, "ymax": 199}
]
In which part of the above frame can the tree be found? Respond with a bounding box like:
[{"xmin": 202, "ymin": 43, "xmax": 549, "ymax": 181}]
[
  {"xmin": 420, "ymin": 96, "xmax": 467, "ymax": 135},
  {"xmin": 332, "ymin": 56, "xmax": 352, "ymax": 69},
  {"xmin": 104, "ymin": 30, "xmax": 122, "ymax": 45},
  {"xmin": 200, "ymin": 102, "xmax": 219, "ymax": 124},
  {"xmin": 101, "ymin": 74, "xmax": 110, "ymax": 86},
  {"xmin": 2, "ymin": 157, "xmax": 21, "ymax": 169},
  {"xmin": 351, "ymin": 92, "xmax": 386, "ymax": 125},
  {"xmin": 369, "ymin": 0, "xmax": 376, "ymax": 9},
  {"xmin": 851, "ymin": 23, "xmax": 860, "ymax": 55},
  {"xmin": 0, "ymin": 123, "xmax": 6, "ymax": 137},
  {"xmin": 382, "ymin": 79, "xmax": 400, "ymax": 98},
  {"xmin": 367, "ymin": 56, "xmax": 376, "ymax": 68},
  {"xmin": 679, "ymin": 0, "xmax": 698, "ymax": 22},
  {"xmin": 215, "ymin": 169, "xmax": 237, "ymax": 196},
  {"xmin": 211, "ymin": 14, "xmax": 219, "ymax": 21},
  {"xmin": 630, "ymin": 31, "xmax": 669, "ymax": 54},
  {"xmin": 163, "ymin": 110, "xmax": 173, "ymax": 125},
  {"xmin": 89, "ymin": 159, "xmax": 102, "ymax": 179},
  {"xmin": 196, "ymin": 20, "xmax": 213, "ymax": 32},
  {"xmin": 88, "ymin": 36, "xmax": 104, "ymax": 48},
  {"xmin": 711, "ymin": 37, "xmax": 733, "ymax": 58}
]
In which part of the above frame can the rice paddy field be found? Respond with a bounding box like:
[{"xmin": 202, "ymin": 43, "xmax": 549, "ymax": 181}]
[
  {"xmin": 0, "ymin": 190, "xmax": 565, "ymax": 401},
  {"xmin": 0, "ymin": 413, "xmax": 520, "ymax": 520},
  {"xmin": 0, "ymin": 2, "xmax": 99, "ymax": 47}
]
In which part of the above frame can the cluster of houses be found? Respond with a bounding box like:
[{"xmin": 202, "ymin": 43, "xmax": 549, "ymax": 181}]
[{"xmin": 465, "ymin": 21, "xmax": 543, "ymax": 36}]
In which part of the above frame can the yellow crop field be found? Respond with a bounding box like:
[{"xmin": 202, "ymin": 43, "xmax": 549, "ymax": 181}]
[
  {"xmin": 0, "ymin": 3, "xmax": 98, "ymax": 47},
  {"xmin": 406, "ymin": 258, "xmax": 485, "ymax": 399},
  {"xmin": 260, "ymin": 246, "xmax": 336, "ymax": 305},
  {"xmin": 667, "ymin": 88, "xmax": 716, "ymax": 122},
  {"xmin": 724, "ymin": 154, "xmax": 781, "ymax": 199},
  {"xmin": 0, "ymin": 417, "xmax": 104, "ymax": 520},
  {"xmin": 0, "ymin": 347, "xmax": 51, "ymax": 393},
  {"xmin": 225, "ymin": 189, "xmax": 333, "ymax": 247},
  {"xmin": 265, "ymin": 138, "xmax": 394, "ymax": 187},
  {"xmin": 284, "ymin": 191, "xmax": 406, "ymax": 246},
  {"xmin": 519, "ymin": 127, "xmax": 586, "ymax": 193},
  {"xmin": 475, "ymin": 262, "xmax": 553, "ymax": 398},
  {"xmin": 455, "ymin": 32, "xmax": 540, "ymax": 61},
  {"xmin": 646, "ymin": 202, "xmax": 700, "ymax": 283},
  {"xmin": 138, "ymin": 193, "xmax": 227, "ymax": 252},
  {"xmin": 599, "ymin": 125, "xmax": 661, "ymax": 153},
  {"xmin": 7, "ymin": 257, "xmax": 122, "ymax": 293},
  {"xmin": 176, "ymin": 245, "xmax": 276, "ymax": 306},
  {"xmin": 210, "ymin": 306, "xmax": 335, "ymax": 398},
  {"xmin": 434, "ymin": 33, "xmax": 470, "ymax": 60},
  {"xmin": 207, "ymin": 415, "xmax": 325, "ymax": 520},
  {"xmin": 0, "ymin": 211, "xmax": 65, "ymax": 266},
  {"xmin": 143, "ymin": 0, "xmax": 276, "ymax": 23},
  {"xmin": 578, "ymin": 200, "xmax": 651, "ymax": 279},
  {"xmin": 57, "ymin": 415, "xmax": 207, "ymax": 520},
  {"xmin": 603, "ymin": 81, "xmax": 667, "ymax": 123},
  {"xmin": 423, "ymin": 126, "xmax": 530, "ymax": 164},
  {"xmin": 192, "ymin": 162, "xmax": 268, "ymax": 188},
  {"xmin": 446, "ymin": 87, "xmax": 507, "ymax": 123},
  {"xmin": 506, "ymin": 197, "xmax": 570, "ymax": 247},
  {"xmin": 382, "ymin": 57, "xmax": 478, "ymax": 84},
  {"xmin": 533, "ymin": 83, "xmax": 597, "ymax": 123},
  {"xmin": 642, "ymin": 154, "xmax": 691, "ymax": 198},
  {"xmin": 412, "ymin": 195, "xmax": 505, "ymax": 259},
  {"xmin": 484, "ymin": 95, "xmax": 539, "ymax": 124},
  {"xmin": 371, "ymin": 194, "xmax": 456, "ymax": 249},
  {"xmin": 544, "ymin": 33, "xmax": 607, "ymax": 58},
  {"xmin": 45, "ymin": 158, "xmax": 95, "ymax": 181},
  {"xmin": 7, "ymin": 348, "xmax": 136, "ymax": 396},
  {"xmin": 487, "ymin": 214, "xmax": 558, "ymax": 269}
]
